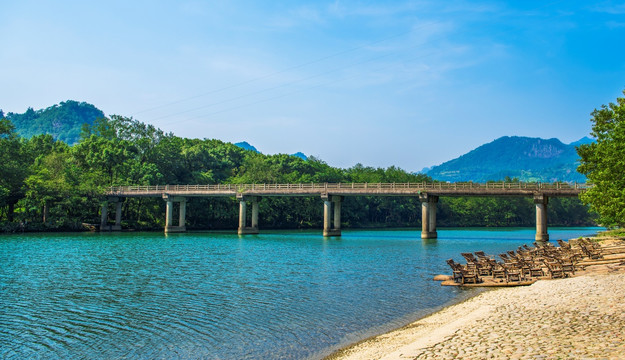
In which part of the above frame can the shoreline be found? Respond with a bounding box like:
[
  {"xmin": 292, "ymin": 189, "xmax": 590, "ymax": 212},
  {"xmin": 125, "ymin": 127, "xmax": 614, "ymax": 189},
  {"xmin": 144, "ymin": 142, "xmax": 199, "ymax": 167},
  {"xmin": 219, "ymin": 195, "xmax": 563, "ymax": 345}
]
[
  {"xmin": 323, "ymin": 287, "xmax": 494, "ymax": 359},
  {"xmin": 326, "ymin": 237, "xmax": 625, "ymax": 360},
  {"xmin": 1, "ymin": 225, "xmax": 603, "ymax": 235}
]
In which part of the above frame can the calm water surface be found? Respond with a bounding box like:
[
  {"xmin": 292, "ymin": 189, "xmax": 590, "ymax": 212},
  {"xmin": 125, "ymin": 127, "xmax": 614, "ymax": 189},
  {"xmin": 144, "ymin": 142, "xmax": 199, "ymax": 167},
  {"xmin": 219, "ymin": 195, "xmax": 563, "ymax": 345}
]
[{"xmin": 0, "ymin": 227, "xmax": 601, "ymax": 359}]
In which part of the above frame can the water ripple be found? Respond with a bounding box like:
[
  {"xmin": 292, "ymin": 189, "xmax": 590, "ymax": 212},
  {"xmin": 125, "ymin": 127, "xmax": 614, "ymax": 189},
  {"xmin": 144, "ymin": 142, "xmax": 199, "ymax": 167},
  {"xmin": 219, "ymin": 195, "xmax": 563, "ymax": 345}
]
[{"xmin": 0, "ymin": 228, "xmax": 601, "ymax": 359}]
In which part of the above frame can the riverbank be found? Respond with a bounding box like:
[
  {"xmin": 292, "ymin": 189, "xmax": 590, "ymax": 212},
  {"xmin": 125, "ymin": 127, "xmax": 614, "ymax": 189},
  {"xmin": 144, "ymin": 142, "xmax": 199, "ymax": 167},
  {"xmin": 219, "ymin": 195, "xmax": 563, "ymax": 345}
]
[{"xmin": 327, "ymin": 238, "xmax": 625, "ymax": 360}]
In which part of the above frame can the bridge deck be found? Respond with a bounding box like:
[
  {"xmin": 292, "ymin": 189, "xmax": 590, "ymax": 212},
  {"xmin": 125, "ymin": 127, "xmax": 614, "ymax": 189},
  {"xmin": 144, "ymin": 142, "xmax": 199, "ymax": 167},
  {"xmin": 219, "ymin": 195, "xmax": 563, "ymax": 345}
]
[{"xmin": 107, "ymin": 182, "xmax": 587, "ymax": 198}]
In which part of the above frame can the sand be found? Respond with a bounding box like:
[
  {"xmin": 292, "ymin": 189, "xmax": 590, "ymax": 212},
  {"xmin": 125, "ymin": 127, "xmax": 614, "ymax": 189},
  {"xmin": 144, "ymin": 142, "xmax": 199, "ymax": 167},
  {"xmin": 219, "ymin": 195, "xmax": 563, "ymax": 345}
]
[{"xmin": 327, "ymin": 239, "xmax": 625, "ymax": 360}]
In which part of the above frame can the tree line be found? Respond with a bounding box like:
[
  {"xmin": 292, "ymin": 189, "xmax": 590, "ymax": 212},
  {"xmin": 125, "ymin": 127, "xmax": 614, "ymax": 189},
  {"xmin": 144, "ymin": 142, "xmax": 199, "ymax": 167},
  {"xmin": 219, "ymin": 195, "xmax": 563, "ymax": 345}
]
[
  {"xmin": 577, "ymin": 90, "xmax": 625, "ymax": 229},
  {"xmin": 3, "ymin": 100, "xmax": 104, "ymax": 145},
  {"xmin": 0, "ymin": 115, "xmax": 595, "ymax": 232}
]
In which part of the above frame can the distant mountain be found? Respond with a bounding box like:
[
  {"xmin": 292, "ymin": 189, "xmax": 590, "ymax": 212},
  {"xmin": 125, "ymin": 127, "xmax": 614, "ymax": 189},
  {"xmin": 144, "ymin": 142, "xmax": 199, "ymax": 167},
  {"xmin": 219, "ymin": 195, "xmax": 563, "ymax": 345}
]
[
  {"xmin": 426, "ymin": 136, "xmax": 590, "ymax": 183},
  {"xmin": 4, "ymin": 100, "xmax": 104, "ymax": 144},
  {"xmin": 234, "ymin": 141, "xmax": 259, "ymax": 153},
  {"xmin": 292, "ymin": 152, "xmax": 308, "ymax": 161},
  {"xmin": 569, "ymin": 136, "xmax": 594, "ymax": 147},
  {"xmin": 234, "ymin": 141, "xmax": 308, "ymax": 160},
  {"xmin": 2, "ymin": 100, "xmax": 312, "ymax": 160}
]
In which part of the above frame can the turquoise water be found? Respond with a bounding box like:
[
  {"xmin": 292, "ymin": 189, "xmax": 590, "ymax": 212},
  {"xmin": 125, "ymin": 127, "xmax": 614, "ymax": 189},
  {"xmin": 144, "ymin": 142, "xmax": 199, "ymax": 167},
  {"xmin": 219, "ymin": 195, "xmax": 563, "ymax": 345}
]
[{"xmin": 0, "ymin": 227, "xmax": 601, "ymax": 359}]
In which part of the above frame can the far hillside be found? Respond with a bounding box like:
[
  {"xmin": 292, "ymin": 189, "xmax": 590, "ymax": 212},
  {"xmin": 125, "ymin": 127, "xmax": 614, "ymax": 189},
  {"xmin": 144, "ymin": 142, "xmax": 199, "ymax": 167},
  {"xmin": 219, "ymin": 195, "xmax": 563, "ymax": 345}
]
[
  {"xmin": 426, "ymin": 136, "xmax": 591, "ymax": 183},
  {"xmin": 234, "ymin": 141, "xmax": 308, "ymax": 160},
  {"xmin": 4, "ymin": 101, "xmax": 104, "ymax": 144}
]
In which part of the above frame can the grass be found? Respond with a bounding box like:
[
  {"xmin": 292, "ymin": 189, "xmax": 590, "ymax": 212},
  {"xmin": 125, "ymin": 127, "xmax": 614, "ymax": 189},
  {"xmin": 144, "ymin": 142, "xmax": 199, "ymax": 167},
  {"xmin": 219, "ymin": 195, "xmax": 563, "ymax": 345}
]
[{"xmin": 596, "ymin": 228, "xmax": 625, "ymax": 239}]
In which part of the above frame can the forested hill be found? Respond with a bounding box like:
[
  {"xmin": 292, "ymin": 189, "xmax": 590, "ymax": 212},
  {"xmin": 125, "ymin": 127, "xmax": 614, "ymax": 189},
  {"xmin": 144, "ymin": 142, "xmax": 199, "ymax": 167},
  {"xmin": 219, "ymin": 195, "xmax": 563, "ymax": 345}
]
[
  {"xmin": 4, "ymin": 101, "xmax": 104, "ymax": 144},
  {"xmin": 0, "ymin": 112, "xmax": 595, "ymax": 231},
  {"xmin": 426, "ymin": 136, "xmax": 591, "ymax": 183}
]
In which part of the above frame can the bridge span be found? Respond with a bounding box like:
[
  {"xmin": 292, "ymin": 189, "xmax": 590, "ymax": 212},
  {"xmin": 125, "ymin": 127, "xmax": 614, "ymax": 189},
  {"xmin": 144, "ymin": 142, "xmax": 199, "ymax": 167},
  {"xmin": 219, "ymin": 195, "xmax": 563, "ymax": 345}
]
[{"xmin": 102, "ymin": 182, "xmax": 589, "ymax": 240}]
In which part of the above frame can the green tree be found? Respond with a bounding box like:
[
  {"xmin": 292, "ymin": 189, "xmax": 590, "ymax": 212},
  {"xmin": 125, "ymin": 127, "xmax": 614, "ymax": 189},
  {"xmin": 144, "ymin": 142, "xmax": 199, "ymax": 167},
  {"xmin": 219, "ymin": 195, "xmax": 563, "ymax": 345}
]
[
  {"xmin": 577, "ymin": 90, "xmax": 625, "ymax": 228},
  {"xmin": 0, "ymin": 119, "xmax": 31, "ymax": 222}
]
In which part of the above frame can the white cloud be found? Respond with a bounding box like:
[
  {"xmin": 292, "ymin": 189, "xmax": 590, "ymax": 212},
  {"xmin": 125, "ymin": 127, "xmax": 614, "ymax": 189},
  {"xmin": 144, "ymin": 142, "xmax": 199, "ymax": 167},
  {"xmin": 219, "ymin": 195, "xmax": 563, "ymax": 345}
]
[
  {"xmin": 606, "ymin": 20, "xmax": 625, "ymax": 28},
  {"xmin": 591, "ymin": 2, "xmax": 625, "ymax": 14},
  {"xmin": 327, "ymin": 0, "xmax": 424, "ymax": 18}
]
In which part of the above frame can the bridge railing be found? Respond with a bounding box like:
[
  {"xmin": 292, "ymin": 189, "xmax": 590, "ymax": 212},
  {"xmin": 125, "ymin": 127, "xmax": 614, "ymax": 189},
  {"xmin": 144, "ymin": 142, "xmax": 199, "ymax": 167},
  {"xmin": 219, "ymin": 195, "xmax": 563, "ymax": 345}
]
[{"xmin": 108, "ymin": 182, "xmax": 590, "ymax": 194}]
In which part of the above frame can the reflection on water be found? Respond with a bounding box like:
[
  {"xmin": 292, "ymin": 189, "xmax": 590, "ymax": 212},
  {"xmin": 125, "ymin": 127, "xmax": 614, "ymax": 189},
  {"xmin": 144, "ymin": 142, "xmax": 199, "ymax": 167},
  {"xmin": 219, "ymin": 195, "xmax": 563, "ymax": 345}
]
[{"xmin": 0, "ymin": 227, "xmax": 601, "ymax": 359}]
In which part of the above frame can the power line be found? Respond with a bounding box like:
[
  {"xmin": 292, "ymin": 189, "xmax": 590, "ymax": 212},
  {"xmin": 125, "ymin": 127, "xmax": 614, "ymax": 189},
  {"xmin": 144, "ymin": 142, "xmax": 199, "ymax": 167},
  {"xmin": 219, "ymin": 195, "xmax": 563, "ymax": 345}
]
[
  {"xmin": 142, "ymin": 0, "xmax": 569, "ymax": 126},
  {"xmin": 130, "ymin": 24, "xmax": 432, "ymax": 117},
  {"xmin": 152, "ymin": 36, "xmax": 434, "ymax": 123},
  {"xmin": 160, "ymin": 47, "xmax": 443, "ymax": 127}
]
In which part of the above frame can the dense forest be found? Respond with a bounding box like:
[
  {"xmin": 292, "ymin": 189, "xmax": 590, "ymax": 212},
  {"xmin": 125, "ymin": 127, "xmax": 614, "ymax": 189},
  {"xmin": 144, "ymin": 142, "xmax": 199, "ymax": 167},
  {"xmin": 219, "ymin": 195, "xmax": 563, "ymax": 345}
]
[{"xmin": 0, "ymin": 113, "xmax": 595, "ymax": 232}]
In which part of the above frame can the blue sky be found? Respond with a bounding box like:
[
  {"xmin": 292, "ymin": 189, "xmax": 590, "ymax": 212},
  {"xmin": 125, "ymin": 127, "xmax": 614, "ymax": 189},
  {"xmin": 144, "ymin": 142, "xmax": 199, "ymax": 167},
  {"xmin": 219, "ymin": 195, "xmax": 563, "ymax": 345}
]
[{"xmin": 1, "ymin": 1, "xmax": 624, "ymax": 172}]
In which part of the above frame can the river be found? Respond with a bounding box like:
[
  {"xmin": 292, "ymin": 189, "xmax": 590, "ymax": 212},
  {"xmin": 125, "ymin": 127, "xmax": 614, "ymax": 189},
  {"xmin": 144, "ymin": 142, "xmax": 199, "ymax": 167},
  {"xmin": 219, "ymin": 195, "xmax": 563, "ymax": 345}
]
[{"xmin": 0, "ymin": 227, "xmax": 602, "ymax": 359}]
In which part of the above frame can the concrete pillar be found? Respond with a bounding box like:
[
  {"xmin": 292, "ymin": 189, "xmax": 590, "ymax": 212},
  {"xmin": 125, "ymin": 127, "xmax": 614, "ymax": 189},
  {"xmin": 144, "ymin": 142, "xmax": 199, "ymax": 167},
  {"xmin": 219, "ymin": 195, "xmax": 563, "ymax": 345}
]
[
  {"xmin": 420, "ymin": 194, "xmax": 438, "ymax": 239},
  {"xmin": 428, "ymin": 198, "xmax": 437, "ymax": 234},
  {"xmin": 534, "ymin": 194, "xmax": 549, "ymax": 242},
  {"xmin": 238, "ymin": 196, "xmax": 259, "ymax": 235},
  {"xmin": 333, "ymin": 198, "xmax": 342, "ymax": 231},
  {"xmin": 179, "ymin": 199, "xmax": 186, "ymax": 229},
  {"xmin": 165, "ymin": 200, "xmax": 173, "ymax": 229},
  {"xmin": 322, "ymin": 195, "xmax": 341, "ymax": 236},
  {"xmin": 164, "ymin": 195, "xmax": 187, "ymax": 233},
  {"xmin": 100, "ymin": 201, "xmax": 108, "ymax": 230},
  {"xmin": 238, "ymin": 199, "xmax": 247, "ymax": 231},
  {"xmin": 100, "ymin": 197, "xmax": 122, "ymax": 231},
  {"xmin": 251, "ymin": 199, "xmax": 259, "ymax": 229},
  {"xmin": 323, "ymin": 200, "xmax": 332, "ymax": 234},
  {"xmin": 421, "ymin": 200, "xmax": 431, "ymax": 237},
  {"xmin": 113, "ymin": 200, "xmax": 123, "ymax": 231}
]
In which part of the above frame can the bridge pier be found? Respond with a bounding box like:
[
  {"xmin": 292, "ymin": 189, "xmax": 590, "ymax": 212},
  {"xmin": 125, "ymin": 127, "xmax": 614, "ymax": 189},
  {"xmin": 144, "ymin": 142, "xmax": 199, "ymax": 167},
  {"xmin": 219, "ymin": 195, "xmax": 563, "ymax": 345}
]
[
  {"xmin": 100, "ymin": 197, "xmax": 123, "ymax": 231},
  {"xmin": 238, "ymin": 196, "xmax": 259, "ymax": 235},
  {"xmin": 534, "ymin": 194, "xmax": 549, "ymax": 242},
  {"xmin": 420, "ymin": 194, "xmax": 438, "ymax": 239},
  {"xmin": 322, "ymin": 195, "xmax": 342, "ymax": 236},
  {"xmin": 164, "ymin": 195, "xmax": 187, "ymax": 233}
]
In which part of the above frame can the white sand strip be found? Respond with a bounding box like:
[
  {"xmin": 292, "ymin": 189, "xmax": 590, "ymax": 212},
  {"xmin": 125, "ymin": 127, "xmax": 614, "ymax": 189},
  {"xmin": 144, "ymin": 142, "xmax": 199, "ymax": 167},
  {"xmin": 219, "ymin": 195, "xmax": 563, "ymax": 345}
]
[{"xmin": 329, "ymin": 269, "xmax": 625, "ymax": 360}]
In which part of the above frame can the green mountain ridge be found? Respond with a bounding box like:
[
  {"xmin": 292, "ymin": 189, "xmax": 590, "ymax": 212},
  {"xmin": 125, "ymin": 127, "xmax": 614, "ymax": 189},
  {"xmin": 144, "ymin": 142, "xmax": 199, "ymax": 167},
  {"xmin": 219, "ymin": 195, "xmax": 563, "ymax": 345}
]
[
  {"xmin": 426, "ymin": 136, "xmax": 589, "ymax": 183},
  {"xmin": 2, "ymin": 101, "xmax": 310, "ymax": 158},
  {"xmin": 4, "ymin": 100, "xmax": 104, "ymax": 144},
  {"xmin": 2, "ymin": 101, "xmax": 587, "ymax": 183},
  {"xmin": 234, "ymin": 141, "xmax": 259, "ymax": 153},
  {"xmin": 234, "ymin": 141, "xmax": 308, "ymax": 160}
]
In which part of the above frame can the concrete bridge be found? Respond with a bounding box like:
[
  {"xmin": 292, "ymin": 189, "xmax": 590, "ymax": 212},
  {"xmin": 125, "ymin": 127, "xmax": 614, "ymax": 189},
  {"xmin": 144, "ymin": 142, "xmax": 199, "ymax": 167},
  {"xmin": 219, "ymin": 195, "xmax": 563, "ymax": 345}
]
[{"xmin": 102, "ymin": 182, "xmax": 589, "ymax": 241}]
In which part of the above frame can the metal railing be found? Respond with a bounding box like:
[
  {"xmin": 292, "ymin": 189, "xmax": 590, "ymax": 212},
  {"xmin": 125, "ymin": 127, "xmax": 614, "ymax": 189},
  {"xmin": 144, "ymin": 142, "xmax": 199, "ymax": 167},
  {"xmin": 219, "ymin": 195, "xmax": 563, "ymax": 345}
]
[{"xmin": 108, "ymin": 182, "xmax": 590, "ymax": 194}]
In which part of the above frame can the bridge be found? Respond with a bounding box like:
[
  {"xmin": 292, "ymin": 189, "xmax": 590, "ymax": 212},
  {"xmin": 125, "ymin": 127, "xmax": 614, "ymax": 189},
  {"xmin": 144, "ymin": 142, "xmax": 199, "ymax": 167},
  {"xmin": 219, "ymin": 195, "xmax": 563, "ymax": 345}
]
[{"xmin": 102, "ymin": 182, "xmax": 589, "ymax": 241}]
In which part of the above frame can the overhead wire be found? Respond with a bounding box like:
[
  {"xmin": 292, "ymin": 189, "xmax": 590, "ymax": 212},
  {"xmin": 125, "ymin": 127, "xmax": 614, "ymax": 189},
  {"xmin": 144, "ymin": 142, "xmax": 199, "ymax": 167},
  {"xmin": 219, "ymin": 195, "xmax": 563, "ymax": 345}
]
[
  {"xmin": 160, "ymin": 47, "xmax": 443, "ymax": 126},
  {"xmin": 141, "ymin": 0, "xmax": 568, "ymax": 127},
  {"xmin": 130, "ymin": 27, "xmax": 417, "ymax": 117},
  {"xmin": 153, "ymin": 33, "xmax": 438, "ymax": 124}
]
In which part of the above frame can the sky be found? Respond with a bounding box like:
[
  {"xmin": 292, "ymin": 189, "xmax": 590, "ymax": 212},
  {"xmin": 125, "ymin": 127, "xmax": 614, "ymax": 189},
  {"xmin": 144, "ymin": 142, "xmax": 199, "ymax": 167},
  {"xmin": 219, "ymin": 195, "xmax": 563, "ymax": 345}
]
[{"xmin": 1, "ymin": 0, "xmax": 624, "ymax": 172}]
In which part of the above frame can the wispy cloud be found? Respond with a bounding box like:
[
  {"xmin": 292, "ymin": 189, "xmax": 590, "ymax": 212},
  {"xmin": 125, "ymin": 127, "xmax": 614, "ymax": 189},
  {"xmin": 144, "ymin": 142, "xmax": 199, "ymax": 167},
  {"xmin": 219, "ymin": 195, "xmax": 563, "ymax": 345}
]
[
  {"xmin": 327, "ymin": 0, "xmax": 424, "ymax": 18},
  {"xmin": 591, "ymin": 1, "xmax": 625, "ymax": 14},
  {"xmin": 268, "ymin": 5, "xmax": 326, "ymax": 28},
  {"xmin": 606, "ymin": 20, "xmax": 625, "ymax": 28}
]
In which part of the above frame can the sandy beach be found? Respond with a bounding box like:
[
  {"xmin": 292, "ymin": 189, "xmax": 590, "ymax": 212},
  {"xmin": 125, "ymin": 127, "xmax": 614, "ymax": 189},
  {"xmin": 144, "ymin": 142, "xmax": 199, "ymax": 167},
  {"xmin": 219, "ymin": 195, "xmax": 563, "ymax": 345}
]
[{"xmin": 328, "ymin": 240, "xmax": 625, "ymax": 360}]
